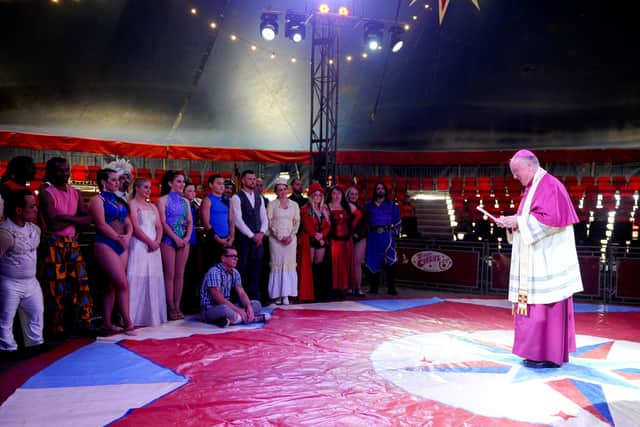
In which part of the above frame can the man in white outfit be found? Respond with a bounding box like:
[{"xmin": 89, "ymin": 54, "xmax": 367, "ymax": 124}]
[{"xmin": 0, "ymin": 189, "xmax": 45, "ymax": 358}]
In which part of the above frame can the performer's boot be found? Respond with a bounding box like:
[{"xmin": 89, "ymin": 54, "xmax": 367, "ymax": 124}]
[
  {"xmin": 368, "ymin": 272, "xmax": 380, "ymax": 294},
  {"xmin": 312, "ymin": 263, "xmax": 327, "ymax": 302},
  {"xmin": 385, "ymin": 264, "xmax": 398, "ymax": 296}
]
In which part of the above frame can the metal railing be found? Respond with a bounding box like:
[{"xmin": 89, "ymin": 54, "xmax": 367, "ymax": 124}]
[{"xmin": 397, "ymin": 238, "xmax": 640, "ymax": 305}]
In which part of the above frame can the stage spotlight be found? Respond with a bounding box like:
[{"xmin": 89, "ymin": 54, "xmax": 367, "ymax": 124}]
[
  {"xmin": 260, "ymin": 12, "xmax": 279, "ymax": 41},
  {"xmin": 364, "ymin": 21, "xmax": 384, "ymax": 51},
  {"xmin": 285, "ymin": 12, "xmax": 306, "ymax": 43},
  {"xmin": 338, "ymin": 6, "xmax": 350, "ymax": 16},
  {"xmin": 318, "ymin": 3, "xmax": 330, "ymax": 14},
  {"xmin": 389, "ymin": 25, "xmax": 404, "ymax": 53}
]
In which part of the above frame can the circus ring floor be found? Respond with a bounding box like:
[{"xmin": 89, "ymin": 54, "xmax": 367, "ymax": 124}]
[{"xmin": 1, "ymin": 297, "xmax": 639, "ymax": 426}]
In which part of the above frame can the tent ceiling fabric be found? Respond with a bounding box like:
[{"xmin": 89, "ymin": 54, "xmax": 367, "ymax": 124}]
[{"xmin": 0, "ymin": 0, "xmax": 639, "ymax": 153}]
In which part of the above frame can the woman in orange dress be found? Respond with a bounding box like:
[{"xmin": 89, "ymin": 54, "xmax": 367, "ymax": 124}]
[{"xmin": 298, "ymin": 183, "xmax": 330, "ymax": 302}]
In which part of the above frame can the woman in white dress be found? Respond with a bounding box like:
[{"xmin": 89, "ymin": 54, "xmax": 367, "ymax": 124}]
[
  {"xmin": 127, "ymin": 178, "xmax": 167, "ymax": 326},
  {"xmin": 267, "ymin": 178, "xmax": 300, "ymax": 305}
]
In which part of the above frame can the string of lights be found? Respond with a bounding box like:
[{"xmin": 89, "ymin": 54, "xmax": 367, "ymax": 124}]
[{"xmin": 46, "ymin": 0, "xmax": 436, "ymax": 66}]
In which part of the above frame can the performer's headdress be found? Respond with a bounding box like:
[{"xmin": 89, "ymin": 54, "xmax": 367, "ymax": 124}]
[{"xmin": 104, "ymin": 157, "xmax": 134, "ymax": 178}]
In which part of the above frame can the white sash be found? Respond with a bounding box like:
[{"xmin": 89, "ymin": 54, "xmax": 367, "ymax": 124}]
[{"xmin": 515, "ymin": 168, "xmax": 546, "ymax": 315}]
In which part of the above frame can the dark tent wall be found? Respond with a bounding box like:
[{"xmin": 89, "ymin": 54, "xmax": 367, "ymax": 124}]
[{"xmin": 1, "ymin": 0, "xmax": 639, "ymax": 152}]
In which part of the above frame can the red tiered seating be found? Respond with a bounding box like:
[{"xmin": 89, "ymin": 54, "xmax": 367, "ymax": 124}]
[
  {"xmin": 612, "ymin": 175, "xmax": 628, "ymax": 189},
  {"xmin": 395, "ymin": 176, "xmax": 408, "ymax": 194},
  {"xmin": 564, "ymin": 176, "xmax": 579, "ymax": 187},
  {"xmin": 477, "ymin": 176, "xmax": 492, "ymax": 199},
  {"xmin": 27, "ymin": 180, "xmax": 43, "ymax": 192},
  {"xmin": 87, "ymin": 165, "xmax": 102, "ymax": 182},
  {"xmin": 628, "ymin": 176, "xmax": 640, "ymax": 191},
  {"xmin": 34, "ymin": 163, "xmax": 46, "ymax": 181},
  {"xmin": 381, "ymin": 176, "xmax": 394, "ymax": 191},
  {"xmin": 0, "ymin": 160, "xmax": 8, "ymax": 178},
  {"xmin": 188, "ymin": 170, "xmax": 202, "ymax": 186},
  {"xmin": 492, "ymin": 177, "xmax": 506, "ymax": 196},
  {"xmin": 87, "ymin": 165, "xmax": 100, "ymax": 182},
  {"xmin": 450, "ymin": 177, "xmax": 463, "ymax": 195},
  {"xmin": 505, "ymin": 176, "xmax": 519, "ymax": 194},
  {"xmin": 70, "ymin": 165, "xmax": 88, "ymax": 182},
  {"xmin": 596, "ymin": 176, "xmax": 612, "ymax": 186},
  {"xmin": 407, "ymin": 177, "xmax": 421, "ymax": 191},
  {"xmin": 150, "ymin": 178, "xmax": 161, "ymax": 200},
  {"xmin": 153, "ymin": 169, "xmax": 166, "ymax": 181},
  {"xmin": 581, "ymin": 176, "xmax": 596, "ymax": 190},
  {"xmin": 422, "ymin": 177, "xmax": 434, "ymax": 191},
  {"xmin": 462, "ymin": 177, "xmax": 476, "ymax": 195},
  {"xmin": 365, "ymin": 179, "xmax": 377, "ymax": 198},
  {"xmin": 597, "ymin": 182, "xmax": 617, "ymax": 200},
  {"xmin": 436, "ymin": 177, "xmax": 449, "ymax": 191},
  {"xmin": 354, "ymin": 176, "xmax": 366, "ymax": 188},
  {"xmin": 477, "ymin": 176, "xmax": 491, "ymax": 191},
  {"xmin": 337, "ymin": 176, "xmax": 353, "ymax": 186},
  {"xmin": 136, "ymin": 168, "xmax": 152, "ymax": 180}
]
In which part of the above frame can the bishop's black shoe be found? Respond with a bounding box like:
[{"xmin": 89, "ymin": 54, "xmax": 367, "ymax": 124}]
[{"xmin": 523, "ymin": 359, "xmax": 560, "ymax": 369}]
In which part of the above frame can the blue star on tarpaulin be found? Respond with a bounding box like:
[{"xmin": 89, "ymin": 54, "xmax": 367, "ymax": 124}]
[
  {"xmin": 428, "ymin": 334, "xmax": 639, "ymax": 425},
  {"xmin": 395, "ymin": 333, "xmax": 520, "ymax": 374},
  {"xmin": 450, "ymin": 335, "xmax": 639, "ymax": 389},
  {"xmin": 547, "ymin": 379, "xmax": 614, "ymax": 426}
]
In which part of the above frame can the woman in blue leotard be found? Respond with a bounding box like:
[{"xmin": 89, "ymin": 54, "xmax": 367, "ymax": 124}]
[
  {"xmin": 89, "ymin": 168, "xmax": 136, "ymax": 335},
  {"xmin": 156, "ymin": 171, "xmax": 192, "ymax": 320}
]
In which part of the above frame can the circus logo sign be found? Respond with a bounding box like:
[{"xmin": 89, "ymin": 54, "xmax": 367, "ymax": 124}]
[{"xmin": 411, "ymin": 250, "xmax": 453, "ymax": 272}]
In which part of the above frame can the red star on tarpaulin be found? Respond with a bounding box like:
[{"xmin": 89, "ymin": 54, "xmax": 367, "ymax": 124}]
[{"xmin": 552, "ymin": 411, "xmax": 576, "ymax": 421}]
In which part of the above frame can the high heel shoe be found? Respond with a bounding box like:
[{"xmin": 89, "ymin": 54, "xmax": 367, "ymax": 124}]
[
  {"xmin": 124, "ymin": 324, "xmax": 137, "ymax": 336},
  {"xmin": 168, "ymin": 308, "xmax": 181, "ymax": 321}
]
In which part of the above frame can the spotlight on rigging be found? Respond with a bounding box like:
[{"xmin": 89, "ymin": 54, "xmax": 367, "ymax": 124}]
[
  {"xmin": 260, "ymin": 12, "xmax": 279, "ymax": 41},
  {"xmin": 318, "ymin": 3, "xmax": 330, "ymax": 14},
  {"xmin": 389, "ymin": 25, "xmax": 405, "ymax": 53},
  {"xmin": 285, "ymin": 12, "xmax": 306, "ymax": 43},
  {"xmin": 364, "ymin": 21, "xmax": 384, "ymax": 51}
]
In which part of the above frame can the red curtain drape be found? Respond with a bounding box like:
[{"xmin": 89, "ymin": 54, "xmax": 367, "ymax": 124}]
[{"xmin": 3, "ymin": 130, "xmax": 639, "ymax": 165}]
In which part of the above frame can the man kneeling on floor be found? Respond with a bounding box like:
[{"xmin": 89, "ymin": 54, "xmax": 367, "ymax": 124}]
[{"xmin": 200, "ymin": 246, "xmax": 270, "ymax": 327}]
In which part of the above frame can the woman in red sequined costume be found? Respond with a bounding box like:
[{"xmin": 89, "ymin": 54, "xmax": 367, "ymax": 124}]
[{"xmin": 326, "ymin": 186, "xmax": 357, "ymax": 297}]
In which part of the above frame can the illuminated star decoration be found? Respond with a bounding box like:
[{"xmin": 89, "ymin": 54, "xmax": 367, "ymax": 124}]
[{"xmin": 436, "ymin": 0, "xmax": 481, "ymax": 25}]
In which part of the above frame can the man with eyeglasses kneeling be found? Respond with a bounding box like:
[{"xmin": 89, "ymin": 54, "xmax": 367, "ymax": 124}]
[{"xmin": 200, "ymin": 246, "xmax": 270, "ymax": 328}]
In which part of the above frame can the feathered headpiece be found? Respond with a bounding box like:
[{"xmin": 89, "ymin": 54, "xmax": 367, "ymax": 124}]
[{"xmin": 104, "ymin": 157, "xmax": 134, "ymax": 178}]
